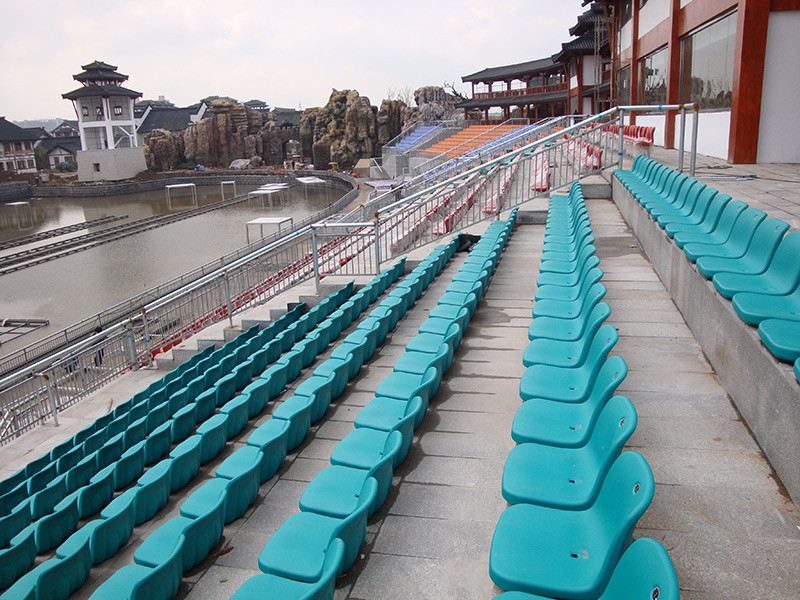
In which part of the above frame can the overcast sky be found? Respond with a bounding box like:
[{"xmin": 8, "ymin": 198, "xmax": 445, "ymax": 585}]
[{"xmin": 1, "ymin": 0, "xmax": 587, "ymax": 121}]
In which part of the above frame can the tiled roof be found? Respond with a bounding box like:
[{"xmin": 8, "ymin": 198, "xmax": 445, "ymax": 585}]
[
  {"xmin": 0, "ymin": 117, "xmax": 43, "ymax": 142},
  {"xmin": 462, "ymin": 57, "xmax": 562, "ymax": 83},
  {"xmin": 138, "ymin": 108, "xmax": 195, "ymax": 134}
]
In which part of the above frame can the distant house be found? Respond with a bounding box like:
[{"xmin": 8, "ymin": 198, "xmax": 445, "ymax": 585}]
[
  {"xmin": 40, "ymin": 136, "xmax": 81, "ymax": 169},
  {"xmin": 244, "ymin": 99, "xmax": 270, "ymax": 112},
  {"xmin": 51, "ymin": 120, "xmax": 80, "ymax": 138},
  {"xmin": 136, "ymin": 107, "xmax": 196, "ymax": 145},
  {"xmin": 0, "ymin": 117, "xmax": 40, "ymax": 173}
]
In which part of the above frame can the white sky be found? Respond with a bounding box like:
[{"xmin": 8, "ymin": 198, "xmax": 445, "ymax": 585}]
[{"xmin": 0, "ymin": 0, "xmax": 587, "ymax": 120}]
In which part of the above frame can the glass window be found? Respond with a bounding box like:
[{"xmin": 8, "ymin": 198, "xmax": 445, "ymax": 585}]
[
  {"xmin": 680, "ymin": 11, "xmax": 737, "ymax": 109},
  {"xmin": 82, "ymin": 106, "xmax": 89, "ymax": 117},
  {"xmin": 620, "ymin": 0, "xmax": 632, "ymax": 26},
  {"xmin": 639, "ymin": 47, "xmax": 669, "ymax": 105},
  {"xmin": 617, "ymin": 66, "xmax": 631, "ymax": 105},
  {"xmin": 114, "ymin": 105, "xmax": 123, "ymax": 116}
]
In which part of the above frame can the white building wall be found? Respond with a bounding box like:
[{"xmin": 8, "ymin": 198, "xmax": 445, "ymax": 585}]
[
  {"xmin": 639, "ymin": 0, "xmax": 670, "ymax": 37},
  {"xmin": 76, "ymin": 147, "xmax": 146, "ymax": 181},
  {"xmin": 757, "ymin": 11, "xmax": 800, "ymax": 163},
  {"xmin": 620, "ymin": 21, "xmax": 633, "ymax": 52},
  {"xmin": 582, "ymin": 55, "xmax": 597, "ymax": 86}
]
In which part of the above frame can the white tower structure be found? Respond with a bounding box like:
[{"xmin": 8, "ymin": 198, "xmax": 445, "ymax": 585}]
[{"xmin": 63, "ymin": 61, "xmax": 147, "ymax": 181}]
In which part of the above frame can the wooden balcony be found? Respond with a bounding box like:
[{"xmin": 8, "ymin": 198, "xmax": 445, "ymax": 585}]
[{"xmin": 473, "ymin": 82, "xmax": 569, "ymax": 100}]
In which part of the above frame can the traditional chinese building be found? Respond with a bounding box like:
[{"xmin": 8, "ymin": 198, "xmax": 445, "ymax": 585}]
[
  {"xmin": 0, "ymin": 117, "xmax": 40, "ymax": 173},
  {"xmin": 455, "ymin": 58, "xmax": 569, "ymax": 122},
  {"xmin": 62, "ymin": 61, "xmax": 147, "ymax": 181}
]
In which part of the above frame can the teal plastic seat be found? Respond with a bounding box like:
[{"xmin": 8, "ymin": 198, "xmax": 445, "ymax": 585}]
[
  {"xmin": 115, "ymin": 440, "xmax": 146, "ymax": 490},
  {"xmin": 231, "ymin": 540, "xmax": 344, "ymax": 600},
  {"xmin": 0, "ymin": 526, "xmax": 37, "ymax": 589},
  {"xmin": 5, "ymin": 532, "xmax": 91, "ymax": 600},
  {"xmin": 242, "ymin": 378, "xmax": 270, "ymax": 418},
  {"xmin": 272, "ymin": 395, "xmax": 314, "ymax": 451},
  {"xmin": 221, "ymin": 394, "xmax": 251, "ymax": 438},
  {"xmin": 519, "ymin": 326, "xmax": 618, "ymax": 402},
  {"xmin": 491, "ymin": 537, "xmax": 679, "ymax": 600},
  {"xmin": 732, "ymin": 283, "xmax": 800, "ymax": 325},
  {"xmin": 696, "ymin": 218, "xmax": 789, "ymax": 278},
  {"xmin": 313, "ymin": 356, "xmax": 352, "ymax": 400},
  {"xmin": 66, "ymin": 455, "xmax": 95, "ymax": 493},
  {"xmin": 537, "ymin": 255, "xmax": 600, "ymax": 288},
  {"xmin": 215, "ymin": 447, "xmax": 264, "ymax": 522},
  {"xmin": 77, "ymin": 464, "xmax": 115, "ymax": 519},
  {"xmin": 259, "ymin": 477, "xmax": 377, "ymax": 581},
  {"xmin": 261, "ymin": 363, "xmax": 288, "ymax": 399},
  {"xmin": 124, "ymin": 416, "xmax": 148, "ymax": 449},
  {"xmin": 535, "ymin": 267, "xmax": 602, "ymax": 302},
  {"xmin": 757, "ymin": 319, "xmax": 800, "ymax": 362},
  {"xmin": 330, "ymin": 338, "xmax": 367, "ymax": 378},
  {"xmin": 31, "ymin": 474, "xmax": 67, "ymax": 520},
  {"xmin": 354, "ymin": 396, "xmax": 424, "ymax": 466},
  {"xmin": 134, "ymin": 459, "xmax": 172, "ymax": 525},
  {"xmin": 538, "ymin": 245, "xmax": 596, "ymax": 276},
  {"xmin": 89, "ymin": 534, "xmax": 184, "ymax": 600},
  {"xmin": 330, "ymin": 429, "xmax": 403, "ymax": 511},
  {"xmin": 512, "ymin": 365, "xmax": 629, "ymax": 443},
  {"xmin": 374, "ymin": 367, "xmax": 438, "ymax": 428},
  {"xmin": 246, "ymin": 419, "xmax": 290, "ymax": 481},
  {"xmin": 215, "ymin": 372, "xmax": 237, "ymax": 407},
  {"xmin": 393, "ymin": 344, "xmax": 450, "ymax": 391},
  {"xmin": 503, "ymin": 396, "xmax": 637, "ymax": 508},
  {"xmin": 277, "ymin": 349, "xmax": 304, "ymax": 382},
  {"xmin": 294, "ymin": 374, "xmax": 335, "ymax": 423},
  {"xmin": 405, "ymin": 323, "xmax": 461, "ymax": 361},
  {"xmin": 712, "ymin": 231, "xmax": 800, "ymax": 299},
  {"xmin": 655, "ymin": 184, "xmax": 716, "ymax": 228},
  {"xmin": 168, "ymin": 435, "xmax": 202, "ymax": 492},
  {"xmin": 170, "ymin": 403, "xmax": 197, "ymax": 443},
  {"xmin": 144, "ymin": 421, "xmax": 172, "ymax": 465},
  {"xmin": 528, "ymin": 301, "xmax": 610, "ymax": 344},
  {"xmin": 672, "ymin": 200, "xmax": 747, "ymax": 249},
  {"xmin": 232, "ymin": 360, "xmax": 254, "ymax": 392},
  {"xmin": 664, "ymin": 191, "xmax": 731, "ymax": 237},
  {"xmin": 195, "ymin": 413, "xmax": 228, "ymax": 464},
  {"xmin": 532, "ymin": 282, "xmax": 606, "ymax": 320},
  {"xmin": 489, "ymin": 452, "xmax": 655, "ymax": 600},
  {"xmin": 523, "ymin": 314, "xmax": 614, "ymax": 368},
  {"xmin": 35, "ymin": 492, "xmax": 80, "ymax": 552},
  {"xmin": 0, "ymin": 498, "xmax": 31, "ymax": 548},
  {"xmin": 683, "ymin": 208, "xmax": 766, "ymax": 262},
  {"xmin": 135, "ymin": 480, "xmax": 225, "ymax": 572}
]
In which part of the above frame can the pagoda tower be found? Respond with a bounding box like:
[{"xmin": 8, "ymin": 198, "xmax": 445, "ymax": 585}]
[{"xmin": 62, "ymin": 61, "xmax": 146, "ymax": 181}]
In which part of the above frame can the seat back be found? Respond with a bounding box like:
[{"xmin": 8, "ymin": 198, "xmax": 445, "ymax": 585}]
[
  {"xmin": 722, "ymin": 208, "xmax": 767, "ymax": 250},
  {"xmin": 594, "ymin": 451, "xmax": 654, "ymax": 532},
  {"xmin": 582, "ymin": 324, "xmax": 620, "ymax": 379},
  {"xmin": 585, "ymin": 396, "xmax": 638, "ymax": 483},
  {"xmin": 599, "ymin": 538, "xmax": 679, "ymax": 600},
  {"xmin": 706, "ymin": 200, "xmax": 748, "ymax": 241}
]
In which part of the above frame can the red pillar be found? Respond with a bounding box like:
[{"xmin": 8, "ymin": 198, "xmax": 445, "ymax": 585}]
[{"xmin": 728, "ymin": 0, "xmax": 770, "ymax": 163}]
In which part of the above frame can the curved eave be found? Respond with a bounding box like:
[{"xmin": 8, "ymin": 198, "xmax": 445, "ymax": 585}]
[{"xmin": 62, "ymin": 85, "xmax": 143, "ymax": 101}]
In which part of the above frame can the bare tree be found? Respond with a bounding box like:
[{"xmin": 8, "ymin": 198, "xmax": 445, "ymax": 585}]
[
  {"xmin": 386, "ymin": 86, "xmax": 414, "ymax": 105},
  {"xmin": 443, "ymin": 81, "xmax": 468, "ymax": 102}
]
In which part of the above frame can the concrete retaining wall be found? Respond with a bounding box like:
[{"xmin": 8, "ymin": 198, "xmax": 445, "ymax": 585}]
[
  {"xmin": 611, "ymin": 175, "xmax": 800, "ymax": 506},
  {"xmin": 31, "ymin": 171, "xmax": 356, "ymax": 198}
]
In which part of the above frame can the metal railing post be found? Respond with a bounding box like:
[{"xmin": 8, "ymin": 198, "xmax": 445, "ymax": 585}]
[
  {"xmin": 311, "ymin": 227, "xmax": 321, "ymax": 295},
  {"xmin": 617, "ymin": 108, "xmax": 625, "ymax": 171},
  {"xmin": 223, "ymin": 272, "xmax": 233, "ymax": 327},
  {"xmin": 141, "ymin": 307, "xmax": 152, "ymax": 367},
  {"xmin": 678, "ymin": 106, "xmax": 686, "ymax": 173},
  {"xmin": 43, "ymin": 372, "xmax": 59, "ymax": 427},
  {"xmin": 124, "ymin": 322, "xmax": 138, "ymax": 371},
  {"xmin": 374, "ymin": 213, "xmax": 382, "ymax": 274},
  {"xmin": 690, "ymin": 105, "xmax": 699, "ymax": 177}
]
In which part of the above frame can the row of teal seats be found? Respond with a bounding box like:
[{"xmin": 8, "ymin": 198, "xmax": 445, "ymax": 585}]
[
  {"xmin": 490, "ymin": 183, "xmax": 678, "ymax": 600},
  {"xmin": 229, "ymin": 214, "xmax": 519, "ymax": 600},
  {"xmin": 615, "ymin": 156, "xmax": 800, "ymax": 380},
  {"xmin": 0, "ymin": 282, "xmax": 364, "ymax": 597},
  {"xmin": 80, "ymin": 257, "xmax": 430, "ymax": 600},
  {"xmin": 0, "ymin": 304, "xmax": 313, "ymax": 590},
  {"xmin": 0, "ymin": 303, "xmax": 308, "ymax": 518}
]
